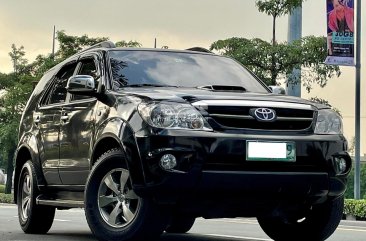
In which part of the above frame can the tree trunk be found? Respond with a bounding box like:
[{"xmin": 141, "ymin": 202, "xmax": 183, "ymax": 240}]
[
  {"xmin": 270, "ymin": 15, "xmax": 277, "ymax": 85},
  {"xmin": 5, "ymin": 147, "xmax": 15, "ymax": 194}
]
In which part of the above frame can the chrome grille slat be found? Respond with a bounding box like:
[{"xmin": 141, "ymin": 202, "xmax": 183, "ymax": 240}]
[{"xmin": 210, "ymin": 114, "xmax": 313, "ymax": 122}]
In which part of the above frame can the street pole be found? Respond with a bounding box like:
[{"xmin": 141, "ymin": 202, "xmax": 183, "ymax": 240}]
[
  {"xmin": 52, "ymin": 25, "xmax": 56, "ymax": 60},
  {"xmin": 354, "ymin": 0, "xmax": 362, "ymax": 200},
  {"xmin": 286, "ymin": 5, "xmax": 302, "ymax": 97}
]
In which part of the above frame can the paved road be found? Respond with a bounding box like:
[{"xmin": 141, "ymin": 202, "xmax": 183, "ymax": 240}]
[{"xmin": 1, "ymin": 204, "xmax": 366, "ymax": 241}]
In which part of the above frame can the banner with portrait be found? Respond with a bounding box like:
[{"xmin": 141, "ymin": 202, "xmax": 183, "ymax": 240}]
[{"xmin": 325, "ymin": 0, "xmax": 355, "ymax": 66}]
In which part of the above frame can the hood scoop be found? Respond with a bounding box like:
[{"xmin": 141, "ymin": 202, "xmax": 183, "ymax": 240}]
[
  {"xmin": 197, "ymin": 85, "xmax": 247, "ymax": 92},
  {"xmin": 181, "ymin": 95, "xmax": 200, "ymax": 103}
]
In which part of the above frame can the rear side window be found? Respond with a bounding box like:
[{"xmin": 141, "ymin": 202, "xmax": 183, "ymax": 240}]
[{"xmin": 42, "ymin": 62, "xmax": 77, "ymax": 105}]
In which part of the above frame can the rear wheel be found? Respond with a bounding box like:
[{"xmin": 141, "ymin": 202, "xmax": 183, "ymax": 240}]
[
  {"xmin": 17, "ymin": 161, "xmax": 55, "ymax": 234},
  {"xmin": 257, "ymin": 196, "xmax": 344, "ymax": 241},
  {"xmin": 85, "ymin": 148, "xmax": 168, "ymax": 241},
  {"xmin": 165, "ymin": 215, "xmax": 196, "ymax": 233}
]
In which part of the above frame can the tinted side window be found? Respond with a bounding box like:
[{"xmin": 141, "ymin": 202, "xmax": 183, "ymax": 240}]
[
  {"xmin": 47, "ymin": 63, "xmax": 77, "ymax": 105},
  {"xmin": 72, "ymin": 58, "xmax": 98, "ymax": 101}
]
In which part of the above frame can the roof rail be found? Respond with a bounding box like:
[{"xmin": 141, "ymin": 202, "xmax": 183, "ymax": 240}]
[
  {"xmin": 80, "ymin": 41, "xmax": 116, "ymax": 53},
  {"xmin": 186, "ymin": 47, "xmax": 212, "ymax": 53}
]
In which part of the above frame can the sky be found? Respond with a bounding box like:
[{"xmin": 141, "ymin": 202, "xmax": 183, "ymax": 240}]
[{"xmin": 0, "ymin": 0, "xmax": 365, "ymax": 152}]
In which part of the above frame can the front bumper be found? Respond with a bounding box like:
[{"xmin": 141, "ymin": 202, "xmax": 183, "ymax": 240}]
[{"xmin": 131, "ymin": 129, "xmax": 351, "ymax": 203}]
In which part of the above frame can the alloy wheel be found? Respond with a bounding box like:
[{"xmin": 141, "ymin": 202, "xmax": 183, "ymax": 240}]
[
  {"xmin": 97, "ymin": 168, "xmax": 140, "ymax": 228},
  {"xmin": 20, "ymin": 174, "xmax": 31, "ymax": 221}
]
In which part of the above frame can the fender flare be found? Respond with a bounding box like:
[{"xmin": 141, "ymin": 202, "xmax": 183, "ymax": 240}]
[{"xmin": 92, "ymin": 118, "xmax": 146, "ymax": 186}]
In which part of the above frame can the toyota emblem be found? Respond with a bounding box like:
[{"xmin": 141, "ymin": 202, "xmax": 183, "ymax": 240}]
[{"xmin": 252, "ymin": 108, "xmax": 276, "ymax": 122}]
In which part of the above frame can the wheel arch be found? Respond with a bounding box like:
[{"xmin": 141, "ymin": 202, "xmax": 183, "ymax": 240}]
[
  {"xmin": 14, "ymin": 144, "xmax": 42, "ymax": 203},
  {"xmin": 92, "ymin": 119, "xmax": 146, "ymax": 186}
]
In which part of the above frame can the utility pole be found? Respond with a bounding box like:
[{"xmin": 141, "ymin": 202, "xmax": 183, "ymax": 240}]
[
  {"xmin": 354, "ymin": 0, "xmax": 362, "ymax": 200},
  {"xmin": 286, "ymin": 6, "xmax": 302, "ymax": 97},
  {"xmin": 154, "ymin": 38, "xmax": 157, "ymax": 48},
  {"xmin": 52, "ymin": 25, "xmax": 56, "ymax": 60}
]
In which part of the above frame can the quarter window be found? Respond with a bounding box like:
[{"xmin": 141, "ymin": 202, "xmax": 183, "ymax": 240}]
[{"xmin": 45, "ymin": 63, "xmax": 77, "ymax": 105}]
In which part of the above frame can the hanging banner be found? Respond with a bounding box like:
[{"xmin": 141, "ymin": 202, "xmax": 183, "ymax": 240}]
[{"xmin": 325, "ymin": 0, "xmax": 355, "ymax": 66}]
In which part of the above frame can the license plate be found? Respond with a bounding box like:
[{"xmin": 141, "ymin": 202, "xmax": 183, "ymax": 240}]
[{"xmin": 246, "ymin": 141, "xmax": 296, "ymax": 162}]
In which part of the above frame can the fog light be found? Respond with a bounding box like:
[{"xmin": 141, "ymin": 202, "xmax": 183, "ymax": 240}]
[
  {"xmin": 334, "ymin": 157, "xmax": 347, "ymax": 174},
  {"xmin": 160, "ymin": 154, "xmax": 177, "ymax": 170}
]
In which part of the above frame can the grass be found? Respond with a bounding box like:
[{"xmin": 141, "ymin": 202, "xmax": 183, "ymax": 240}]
[
  {"xmin": 0, "ymin": 185, "xmax": 14, "ymax": 204},
  {"xmin": 0, "ymin": 193, "xmax": 13, "ymax": 204}
]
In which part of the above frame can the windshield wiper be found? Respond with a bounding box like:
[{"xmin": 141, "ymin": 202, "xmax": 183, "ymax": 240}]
[
  {"xmin": 123, "ymin": 84, "xmax": 179, "ymax": 88},
  {"xmin": 197, "ymin": 85, "xmax": 247, "ymax": 92}
]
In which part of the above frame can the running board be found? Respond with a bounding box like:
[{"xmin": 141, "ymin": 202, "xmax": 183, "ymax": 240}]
[{"xmin": 36, "ymin": 195, "xmax": 84, "ymax": 208}]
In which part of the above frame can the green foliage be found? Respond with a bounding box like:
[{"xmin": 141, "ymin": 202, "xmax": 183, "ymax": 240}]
[
  {"xmin": 29, "ymin": 54, "xmax": 61, "ymax": 78},
  {"xmin": 210, "ymin": 36, "xmax": 340, "ymax": 90},
  {"xmin": 8, "ymin": 44, "xmax": 28, "ymax": 75},
  {"xmin": 0, "ymin": 185, "xmax": 4, "ymax": 193},
  {"xmin": 0, "ymin": 193, "xmax": 13, "ymax": 203},
  {"xmin": 256, "ymin": 0, "xmax": 303, "ymax": 45},
  {"xmin": 256, "ymin": 0, "xmax": 303, "ymax": 18},
  {"xmin": 0, "ymin": 45, "xmax": 34, "ymax": 193},
  {"xmin": 115, "ymin": 40, "xmax": 142, "ymax": 48},
  {"xmin": 344, "ymin": 199, "xmax": 366, "ymax": 219},
  {"xmin": 55, "ymin": 31, "xmax": 142, "ymax": 60},
  {"xmin": 345, "ymin": 162, "xmax": 366, "ymax": 199},
  {"xmin": 56, "ymin": 30, "xmax": 109, "ymax": 59}
]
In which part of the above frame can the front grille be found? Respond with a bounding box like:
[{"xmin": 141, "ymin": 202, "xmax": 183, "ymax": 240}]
[{"xmin": 204, "ymin": 105, "xmax": 315, "ymax": 131}]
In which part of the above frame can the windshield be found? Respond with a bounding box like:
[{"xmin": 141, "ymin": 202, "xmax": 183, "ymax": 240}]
[{"xmin": 108, "ymin": 50, "xmax": 269, "ymax": 93}]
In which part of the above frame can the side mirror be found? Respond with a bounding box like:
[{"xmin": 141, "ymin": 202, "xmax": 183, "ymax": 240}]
[
  {"xmin": 66, "ymin": 75, "xmax": 96, "ymax": 95},
  {"xmin": 269, "ymin": 85, "xmax": 286, "ymax": 95}
]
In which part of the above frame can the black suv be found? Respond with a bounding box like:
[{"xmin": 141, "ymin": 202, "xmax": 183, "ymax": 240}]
[{"xmin": 15, "ymin": 41, "xmax": 351, "ymax": 241}]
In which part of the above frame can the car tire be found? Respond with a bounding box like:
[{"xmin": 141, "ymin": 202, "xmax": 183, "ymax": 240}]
[
  {"xmin": 165, "ymin": 215, "xmax": 195, "ymax": 233},
  {"xmin": 84, "ymin": 148, "xmax": 168, "ymax": 241},
  {"xmin": 257, "ymin": 196, "xmax": 344, "ymax": 241},
  {"xmin": 17, "ymin": 161, "xmax": 55, "ymax": 234}
]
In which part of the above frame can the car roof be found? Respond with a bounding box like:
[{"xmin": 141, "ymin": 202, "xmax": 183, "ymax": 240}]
[
  {"xmin": 47, "ymin": 46, "xmax": 217, "ymax": 75},
  {"xmin": 91, "ymin": 47, "xmax": 216, "ymax": 56}
]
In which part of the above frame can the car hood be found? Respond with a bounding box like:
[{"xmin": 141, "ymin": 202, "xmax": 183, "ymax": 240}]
[{"xmin": 114, "ymin": 87, "xmax": 327, "ymax": 109}]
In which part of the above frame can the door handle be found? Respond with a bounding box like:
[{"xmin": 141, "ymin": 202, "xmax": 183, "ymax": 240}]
[
  {"xmin": 34, "ymin": 115, "xmax": 40, "ymax": 125},
  {"xmin": 61, "ymin": 114, "xmax": 69, "ymax": 121}
]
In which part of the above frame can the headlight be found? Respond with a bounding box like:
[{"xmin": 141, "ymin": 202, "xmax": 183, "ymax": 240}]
[
  {"xmin": 138, "ymin": 102, "xmax": 212, "ymax": 131},
  {"xmin": 314, "ymin": 109, "xmax": 343, "ymax": 134}
]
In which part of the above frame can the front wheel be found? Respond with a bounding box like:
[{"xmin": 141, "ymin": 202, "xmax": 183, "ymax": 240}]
[
  {"xmin": 84, "ymin": 148, "xmax": 168, "ymax": 241},
  {"xmin": 17, "ymin": 161, "xmax": 55, "ymax": 234},
  {"xmin": 257, "ymin": 196, "xmax": 344, "ymax": 241}
]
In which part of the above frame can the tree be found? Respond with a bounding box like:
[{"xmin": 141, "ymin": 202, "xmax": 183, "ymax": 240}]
[
  {"xmin": 115, "ymin": 40, "xmax": 142, "ymax": 48},
  {"xmin": 29, "ymin": 54, "xmax": 61, "ymax": 78},
  {"xmin": 256, "ymin": 0, "xmax": 303, "ymax": 46},
  {"xmin": 56, "ymin": 31, "xmax": 109, "ymax": 59},
  {"xmin": 0, "ymin": 45, "xmax": 34, "ymax": 193},
  {"xmin": 56, "ymin": 31, "xmax": 142, "ymax": 60},
  {"xmin": 0, "ymin": 78, "xmax": 33, "ymax": 194},
  {"xmin": 211, "ymin": 36, "xmax": 340, "ymax": 89},
  {"xmin": 8, "ymin": 44, "xmax": 28, "ymax": 76}
]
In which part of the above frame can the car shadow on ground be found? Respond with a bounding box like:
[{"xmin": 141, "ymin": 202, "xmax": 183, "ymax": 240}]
[{"xmin": 38, "ymin": 232, "xmax": 258, "ymax": 241}]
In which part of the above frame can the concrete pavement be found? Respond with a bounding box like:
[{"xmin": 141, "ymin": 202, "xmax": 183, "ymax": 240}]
[{"xmin": 1, "ymin": 204, "xmax": 365, "ymax": 241}]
